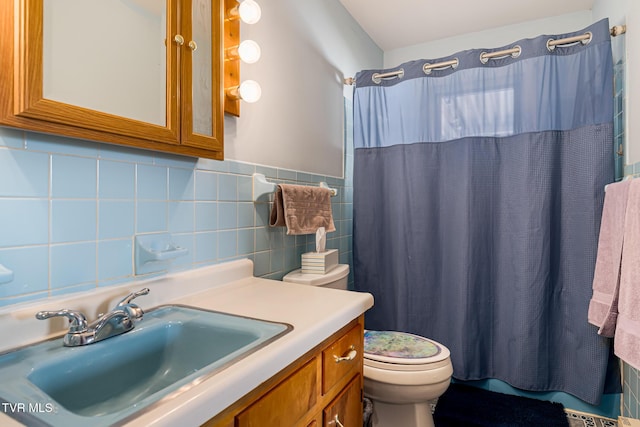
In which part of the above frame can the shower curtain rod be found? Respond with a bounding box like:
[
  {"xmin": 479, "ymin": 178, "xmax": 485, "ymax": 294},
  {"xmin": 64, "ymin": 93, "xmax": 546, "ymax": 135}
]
[{"xmin": 343, "ymin": 24, "xmax": 627, "ymax": 85}]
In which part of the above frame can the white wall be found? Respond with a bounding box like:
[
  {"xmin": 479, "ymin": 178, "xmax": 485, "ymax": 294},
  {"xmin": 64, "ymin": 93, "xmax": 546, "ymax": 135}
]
[
  {"xmin": 223, "ymin": 0, "xmax": 382, "ymax": 178},
  {"xmin": 384, "ymin": 11, "xmax": 592, "ymax": 68}
]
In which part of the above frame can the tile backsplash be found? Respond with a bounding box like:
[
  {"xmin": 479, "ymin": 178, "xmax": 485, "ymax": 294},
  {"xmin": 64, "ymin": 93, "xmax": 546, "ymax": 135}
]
[
  {"xmin": 624, "ymin": 361, "xmax": 639, "ymax": 418},
  {"xmin": 0, "ymin": 126, "xmax": 354, "ymax": 307}
]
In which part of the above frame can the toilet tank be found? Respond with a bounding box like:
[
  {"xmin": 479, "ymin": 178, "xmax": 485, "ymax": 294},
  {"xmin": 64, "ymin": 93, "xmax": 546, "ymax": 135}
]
[{"xmin": 282, "ymin": 264, "xmax": 349, "ymax": 290}]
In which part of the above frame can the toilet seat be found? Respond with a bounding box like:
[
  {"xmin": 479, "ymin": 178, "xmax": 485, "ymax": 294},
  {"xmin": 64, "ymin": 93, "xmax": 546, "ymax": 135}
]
[{"xmin": 363, "ymin": 330, "xmax": 451, "ymax": 372}]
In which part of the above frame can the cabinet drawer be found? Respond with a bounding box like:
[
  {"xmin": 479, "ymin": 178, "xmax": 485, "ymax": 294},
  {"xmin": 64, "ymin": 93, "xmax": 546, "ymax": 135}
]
[
  {"xmin": 323, "ymin": 375, "xmax": 363, "ymax": 427},
  {"xmin": 322, "ymin": 324, "xmax": 363, "ymax": 394},
  {"xmin": 236, "ymin": 358, "xmax": 318, "ymax": 427}
]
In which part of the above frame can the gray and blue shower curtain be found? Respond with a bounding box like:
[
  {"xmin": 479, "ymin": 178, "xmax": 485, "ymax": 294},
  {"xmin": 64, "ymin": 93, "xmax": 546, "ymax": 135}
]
[{"xmin": 353, "ymin": 19, "xmax": 616, "ymax": 404}]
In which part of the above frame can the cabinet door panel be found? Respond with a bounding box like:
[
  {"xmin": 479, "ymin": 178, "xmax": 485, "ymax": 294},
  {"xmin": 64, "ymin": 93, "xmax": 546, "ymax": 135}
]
[
  {"xmin": 323, "ymin": 375, "xmax": 362, "ymax": 427},
  {"xmin": 179, "ymin": 0, "xmax": 223, "ymax": 151},
  {"xmin": 236, "ymin": 358, "xmax": 318, "ymax": 427},
  {"xmin": 190, "ymin": 0, "xmax": 213, "ymax": 136}
]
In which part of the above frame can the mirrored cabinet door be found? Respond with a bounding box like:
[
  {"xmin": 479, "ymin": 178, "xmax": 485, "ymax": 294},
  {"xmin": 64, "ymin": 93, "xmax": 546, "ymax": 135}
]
[
  {"xmin": 1, "ymin": 0, "xmax": 223, "ymax": 159},
  {"xmin": 43, "ymin": 0, "xmax": 168, "ymax": 127},
  {"xmin": 14, "ymin": 0, "xmax": 180, "ymax": 145}
]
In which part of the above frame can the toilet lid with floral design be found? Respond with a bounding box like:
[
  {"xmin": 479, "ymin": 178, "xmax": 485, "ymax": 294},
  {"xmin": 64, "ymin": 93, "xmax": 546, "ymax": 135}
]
[{"xmin": 363, "ymin": 330, "xmax": 449, "ymax": 365}]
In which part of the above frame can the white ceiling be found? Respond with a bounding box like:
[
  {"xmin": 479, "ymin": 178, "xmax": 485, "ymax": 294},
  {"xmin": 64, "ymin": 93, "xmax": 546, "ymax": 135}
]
[{"xmin": 338, "ymin": 0, "xmax": 595, "ymax": 51}]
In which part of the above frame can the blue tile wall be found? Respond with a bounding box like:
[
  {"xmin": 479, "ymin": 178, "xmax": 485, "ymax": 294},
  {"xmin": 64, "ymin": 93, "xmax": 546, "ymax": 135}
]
[
  {"xmin": 0, "ymin": 107, "xmax": 354, "ymax": 307},
  {"xmin": 624, "ymin": 361, "xmax": 639, "ymax": 418}
]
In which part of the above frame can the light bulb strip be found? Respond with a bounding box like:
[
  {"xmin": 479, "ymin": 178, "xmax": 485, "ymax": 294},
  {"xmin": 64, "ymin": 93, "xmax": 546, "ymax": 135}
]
[
  {"xmin": 224, "ymin": 0, "xmax": 240, "ymax": 116},
  {"xmin": 223, "ymin": 0, "xmax": 261, "ymax": 116}
]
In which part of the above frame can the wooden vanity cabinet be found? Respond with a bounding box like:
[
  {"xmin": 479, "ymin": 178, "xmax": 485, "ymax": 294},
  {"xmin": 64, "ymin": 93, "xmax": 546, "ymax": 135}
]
[
  {"xmin": 204, "ymin": 316, "xmax": 364, "ymax": 427},
  {"xmin": 0, "ymin": 0, "xmax": 224, "ymax": 159}
]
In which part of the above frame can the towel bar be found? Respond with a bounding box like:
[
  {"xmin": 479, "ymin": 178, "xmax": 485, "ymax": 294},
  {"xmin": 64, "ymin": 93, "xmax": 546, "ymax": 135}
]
[
  {"xmin": 605, "ymin": 175, "xmax": 633, "ymax": 192},
  {"xmin": 252, "ymin": 173, "xmax": 337, "ymax": 202}
]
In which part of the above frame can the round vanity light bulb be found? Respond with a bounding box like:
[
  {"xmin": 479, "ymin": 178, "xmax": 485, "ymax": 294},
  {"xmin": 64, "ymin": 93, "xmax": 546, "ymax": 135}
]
[
  {"xmin": 238, "ymin": 40, "xmax": 261, "ymax": 64},
  {"xmin": 238, "ymin": 80, "xmax": 262, "ymax": 103},
  {"xmin": 238, "ymin": 0, "xmax": 261, "ymax": 24}
]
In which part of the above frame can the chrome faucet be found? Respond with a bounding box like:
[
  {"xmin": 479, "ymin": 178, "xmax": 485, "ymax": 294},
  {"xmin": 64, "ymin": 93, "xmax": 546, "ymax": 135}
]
[{"xmin": 35, "ymin": 288, "xmax": 150, "ymax": 347}]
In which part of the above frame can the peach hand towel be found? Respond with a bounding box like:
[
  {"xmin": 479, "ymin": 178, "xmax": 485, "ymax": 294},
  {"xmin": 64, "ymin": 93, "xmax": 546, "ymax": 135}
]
[
  {"xmin": 615, "ymin": 179, "xmax": 640, "ymax": 369},
  {"xmin": 269, "ymin": 184, "xmax": 335, "ymax": 235},
  {"xmin": 588, "ymin": 179, "xmax": 631, "ymax": 337}
]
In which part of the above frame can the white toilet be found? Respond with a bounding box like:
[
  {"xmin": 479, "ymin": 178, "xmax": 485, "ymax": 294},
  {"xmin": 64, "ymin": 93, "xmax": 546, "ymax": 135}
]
[{"xmin": 282, "ymin": 264, "xmax": 453, "ymax": 427}]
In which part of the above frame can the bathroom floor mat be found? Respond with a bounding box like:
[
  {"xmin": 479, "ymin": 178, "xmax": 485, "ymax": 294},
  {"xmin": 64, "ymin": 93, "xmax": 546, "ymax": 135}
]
[
  {"xmin": 565, "ymin": 410, "xmax": 617, "ymax": 427},
  {"xmin": 433, "ymin": 383, "xmax": 569, "ymax": 426}
]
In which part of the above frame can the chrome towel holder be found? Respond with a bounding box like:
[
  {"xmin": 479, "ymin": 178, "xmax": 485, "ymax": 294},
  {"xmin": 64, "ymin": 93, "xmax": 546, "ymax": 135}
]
[{"xmin": 252, "ymin": 173, "xmax": 337, "ymax": 202}]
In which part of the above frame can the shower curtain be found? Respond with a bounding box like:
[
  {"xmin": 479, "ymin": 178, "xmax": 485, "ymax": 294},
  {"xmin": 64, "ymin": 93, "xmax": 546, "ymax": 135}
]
[{"xmin": 352, "ymin": 19, "xmax": 616, "ymax": 405}]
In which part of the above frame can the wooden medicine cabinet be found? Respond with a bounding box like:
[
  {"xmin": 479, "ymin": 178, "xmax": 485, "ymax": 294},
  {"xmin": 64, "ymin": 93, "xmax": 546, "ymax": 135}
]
[{"xmin": 0, "ymin": 0, "xmax": 224, "ymax": 159}]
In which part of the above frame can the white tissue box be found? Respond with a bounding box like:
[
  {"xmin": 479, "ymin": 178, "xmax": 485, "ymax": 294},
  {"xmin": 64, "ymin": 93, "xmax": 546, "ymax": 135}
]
[
  {"xmin": 619, "ymin": 416, "xmax": 640, "ymax": 426},
  {"xmin": 301, "ymin": 249, "xmax": 338, "ymax": 274}
]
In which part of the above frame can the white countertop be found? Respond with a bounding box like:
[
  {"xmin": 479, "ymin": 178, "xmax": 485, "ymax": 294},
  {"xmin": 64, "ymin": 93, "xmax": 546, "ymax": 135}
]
[{"xmin": 0, "ymin": 259, "xmax": 374, "ymax": 427}]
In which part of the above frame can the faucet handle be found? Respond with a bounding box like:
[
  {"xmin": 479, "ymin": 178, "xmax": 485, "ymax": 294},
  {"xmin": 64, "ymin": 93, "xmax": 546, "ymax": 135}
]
[
  {"xmin": 115, "ymin": 288, "xmax": 150, "ymax": 322},
  {"xmin": 35, "ymin": 309, "xmax": 88, "ymax": 333},
  {"xmin": 116, "ymin": 287, "xmax": 150, "ymax": 307}
]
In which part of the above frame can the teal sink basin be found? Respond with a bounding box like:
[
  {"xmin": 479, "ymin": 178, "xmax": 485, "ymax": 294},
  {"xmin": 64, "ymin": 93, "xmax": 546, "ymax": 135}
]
[{"xmin": 0, "ymin": 305, "xmax": 292, "ymax": 426}]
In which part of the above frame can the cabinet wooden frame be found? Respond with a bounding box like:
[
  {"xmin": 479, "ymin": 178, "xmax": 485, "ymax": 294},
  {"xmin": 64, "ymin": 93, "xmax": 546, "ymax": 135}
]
[{"xmin": 0, "ymin": 0, "xmax": 224, "ymax": 159}]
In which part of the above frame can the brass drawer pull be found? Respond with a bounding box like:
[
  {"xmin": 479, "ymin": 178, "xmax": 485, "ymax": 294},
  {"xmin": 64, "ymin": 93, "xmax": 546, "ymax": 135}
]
[
  {"xmin": 333, "ymin": 345, "xmax": 357, "ymax": 363},
  {"xmin": 333, "ymin": 414, "xmax": 345, "ymax": 427}
]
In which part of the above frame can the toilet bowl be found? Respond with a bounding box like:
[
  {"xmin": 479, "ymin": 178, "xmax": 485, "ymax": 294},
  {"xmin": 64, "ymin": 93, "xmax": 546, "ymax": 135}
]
[
  {"xmin": 282, "ymin": 264, "xmax": 452, "ymax": 427},
  {"xmin": 363, "ymin": 330, "xmax": 452, "ymax": 427}
]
